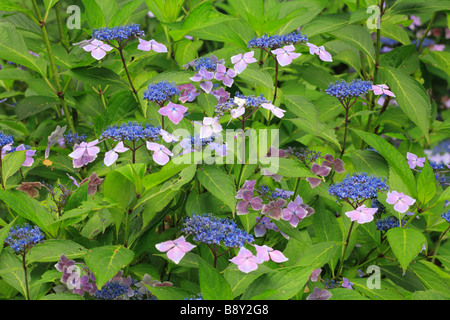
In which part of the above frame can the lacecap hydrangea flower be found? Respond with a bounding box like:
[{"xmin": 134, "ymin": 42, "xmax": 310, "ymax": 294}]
[
  {"xmin": 5, "ymin": 224, "xmax": 45, "ymax": 254},
  {"xmin": 247, "ymin": 31, "xmax": 308, "ymax": 50},
  {"xmin": 143, "ymin": 81, "xmax": 180, "ymax": 104},
  {"xmin": 326, "ymin": 79, "xmax": 373, "ymax": 101},
  {"xmin": 92, "ymin": 24, "xmax": 144, "ymax": 42},
  {"xmin": 328, "ymin": 172, "xmax": 388, "ymax": 203}
]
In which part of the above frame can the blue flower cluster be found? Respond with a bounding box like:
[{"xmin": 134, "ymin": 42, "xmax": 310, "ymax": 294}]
[
  {"xmin": 185, "ymin": 294, "xmax": 203, "ymax": 300},
  {"xmin": 5, "ymin": 224, "xmax": 45, "ymax": 253},
  {"xmin": 192, "ymin": 57, "xmax": 218, "ymax": 71},
  {"xmin": 432, "ymin": 140, "xmax": 450, "ymax": 154},
  {"xmin": 101, "ymin": 121, "xmax": 160, "ymax": 142},
  {"xmin": 371, "ymin": 199, "xmax": 386, "ymax": 214},
  {"xmin": 328, "ymin": 172, "xmax": 388, "ymax": 202},
  {"xmin": 325, "ymin": 79, "xmax": 372, "ymax": 101},
  {"xmin": 0, "ymin": 132, "xmax": 13, "ymax": 148},
  {"xmin": 64, "ymin": 130, "xmax": 86, "ymax": 146},
  {"xmin": 94, "ymin": 280, "xmax": 133, "ymax": 300},
  {"xmin": 430, "ymin": 161, "xmax": 445, "ymax": 170},
  {"xmin": 143, "ymin": 81, "xmax": 180, "ymax": 103},
  {"xmin": 270, "ymin": 188, "xmax": 293, "ymax": 199},
  {"xmin": 247, "ymin": 31, "xmax": 308, "ymax": 49},
  {"xmin": 436, "ymin": 173, "xmax": 449, "ymax": 186},
  {"xmin": 286, "ymin": 146, "xmax": 321, "ymax": 163},
  {"xmin": 188, "ymin": 135, "xmax": 214, "ymax": 147},
  {"xmin": 323, "ymin": 278, "xmax": 341, "ymax": 289},
  {"xmin": 376, "ymin": 216, "xmax": 403, "ymax": 232},
  {"xmin": 442, "ymin": 211, "xmax": 450, "ymax": 223},
  {"xmin": 234, "ymin": 92, "xmax": 269, "ymax": 107},
  {"xmin": 92, "ymin": 24, "xmax": 144, "ymax": 42},
  {"xmin": 181, "ymin": 214, "xmax": 254, "ymax": 248}
]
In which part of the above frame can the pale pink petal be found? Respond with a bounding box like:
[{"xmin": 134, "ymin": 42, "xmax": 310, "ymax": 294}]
[
  {"xmin": 155, "ymin": 240, "xmax": 174, "ymax": 252},
  {"xmin": 104, "ymin": 150, "xmax": 119, "ymax": 167}
]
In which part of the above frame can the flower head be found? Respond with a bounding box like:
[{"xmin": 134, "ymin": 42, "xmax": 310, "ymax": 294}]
[
  {"xmin": 178, "ymin": 84, "xmax": 200, "ymax": 103},
  {"xmin": 247, "ymin": 31, "xmax": 307, "ymax": 50},
  {"xmin": 69, "ymin": 140, "xmax": 101, "ymax": 168},
  {"xmin": 230, "ymin": 51, "xmax": 257, "ymax": 74},
  {"xmin": 328, "ymin": 172, "xmax": 388, "ymax": 202},
  {"xmin": 271, "ymin": 45, "xmax": 301, "ymax": 66},
  {"xmin": 92, "ymin": 24, "xmax": 144, "ymax": 41},
  {"xmin": 214, "ymin": 64, "xmax": 236, "ymax": 87},
  {"xmin": 282, "ymin": 195, "xmax": 308, "ymax": 227},
  {"xmin": 14, "ymin": 144, "xmax": 36, "ymax": 167},
  {"xmin": 82, "ymin": 39, "xmax": 113, "ymax": 60},
  {"xmin": 5, "ymin": 224, "xmax": 45, "ymax": 253},
  {"xmin": 262, "ymin": 198, "xmax": 287, "ymax": 220},
  {"xmin": 254, "ymin": 245, "xmax": 288, "ymax": 263},
  {"xmin": 326, "ymin": 79, "xmax": 373, "ymax": 101},
  {"xmin": 306, "ymin": 287, "xmax": 332, "ymax": 300},
  {"xmin": 137, "ymin": 39, "xmax": 167, "ymax": 53},
  {"xmin": 0, "ymin": 132, "xmax": 13, "ymax": 149},
  {"xmin": 190, "ymin": 67, "xmax": 214, "ymax": 93},
  {"xmin": 146, "ymin": 142, "xmax": 173, "ymax": 165},
  {"xmin": 155, "ymin": 236, "xmax": 196, "ymax": 264},
  {"xmin": 306, "ymin": 43, "xmax": 332, "ymax": 62},
  {"xmin": 104, "ymin": 141, "xmax": 129, "ymax": 167},
  {"xmin": 406, "ymin": 152, "xmax": 425, "ymax": 169},
  {"xmin": 229, "ymin": 247, "xmax": 263, "ymax": 273},
  {"xmin": 158, "ymin": 102, "xmax": 188, "ymax": 125},
  {"xmin": 386, "ymin": 191, "xmax": 416, "ymax": 213},
  {"xmin": 345, "ymin": 204, "xmax": 378, "ymax": 224},
  {"xmin": 143, "ymin": 81, "xmax": 180, "ymax": 104},
  {"xmin": 372, "ymin": 84, "xmax": 395, "ymax": 97}
]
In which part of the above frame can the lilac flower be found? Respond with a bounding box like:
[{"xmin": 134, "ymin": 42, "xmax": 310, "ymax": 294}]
[
  {"xmin": 236, "ymin": 190, "xmax": 264, "ymax": 215},
  {"xmin": 271, "ymin": 45, "xmax": 301, "ymax": 66},
  {"xmin": 190, "ymin": 67, "xmax": 214, "ymax": 93},
  {"xmin": 282, "ymin": 195, "xmax": 308, "ymax": 227},
  {"xmin": 254, "ymin": 216, "xmax": 278, "ymax": 237},
  {"xmin": 208, "ymin": 142, "xmax": 227, "ymax": 157},
  {"xmin": 345, "ymin": 205, "xmax": 378, "ymax": 224},
  {"xmin": 15, "ymin": 144, "xmax": 36, "ymax": 167},
  {"xmin": 146, "ymin": 142, "xmax": 172, "ymax": 165},
  {"xmin": 254, "ymin": 245, "xmax": 288, "ymax": 263},
  {"xmin": 199, "ymin": 117, "xmax": 222, "ymax": 139},
  {"xmin": 69, "ymin": 140, "xmax": 101, "ymax": 168},
  {"xmin": 260, "ymin": 102, "xmax": 285, "ymax": 118},
  {"xmin": 322, "ymin": 154, "xmax": 346, "ymax": 173},
  {"xmin": 137, "ymin": 39, "xmax": 167, "ymax": 53},
  {"xmin": 406, "ymin": 152, "xmax": 425, "ymax": 169},
  {"xmin": 214, "ymin": 64, "xmax": 236, "ymax": 87},
  {"xmin": 55, "ymin": 254, "xmax": 76, "ymax": 273},
  {"xmin": 155, "ymin": 236, "xmax": 196, "ymax": 264},
  {"xmin": 178, "ymin": 84, "xmax": 200, "ymax": 103},
  {"xmin": 262, "ymin": 198, "xmax": 287, "ymax": 220},
  {"xmin": 82, "ymin": 39, "xmax": 113, "ymax": 60},
  {"xmin": 306, "ymin": 287, "xmax": 332, "ymax": 300},
  {"xmin": 230, "ymin": 51, "xmax": 257, "ymax": 74},
  {"xmin": 236, "ymin": 180, "xmax": 256, "ymax": 199},
  {"xmin": 342, "ymin": 278, "xmax": 354, "ymax": 289},
  {"xmin": 104, "ymin": 141, "xmax": 129, "ymax": 166},
  {"xmin": 212, "ymin": 87, "xmax": 231, "ymax": 104},
  {"xmin": 372, "ymin": 84, "xmax": 395, "ymax": 97},
  {"xmin": 158, "ymin": 102, "xmax": 188, "ymax": 125},
  {"xmin": 408, "ymin": 15, "xmax": 422, "ymax": 30},
  {"xmin": 45, "ymin": 125, "xmax": 66, "ymax": 158},
  {"xmin": 160, "ymin": 129, "xmax": 179, "ymax": 143},
  {"xmin": 306, "ymin": 43, "xmax": 332, "ymax": 62},
  {"xmin": 229, "ymin": 247, "xmax": 263, "ymax": 273},
  {"xmin": 386, "ymin": 191, "xmax": 416, "ymax": 213},
  {"xmin": 309, "ymin": 268, "xmax": 322, "ymax": 282}
]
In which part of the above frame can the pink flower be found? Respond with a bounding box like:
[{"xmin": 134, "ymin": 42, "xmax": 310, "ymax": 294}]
[
  {"xmin": 229, "ymin": 247, "xmax": 263, "ymax": 273},
  {"xmin": 345, "ymin": 205, "xmax": 378, "ymax": 224},
  {"xmin": 178, "ymin": 84, "xmax": 200, "ymax": 103},
  {"xmin": 236, "ymin": 190, "xmax": 264, "ymax": 215},
  {"xmin": 190, "ymin": 67, "xmax": 214, "ymax": 93},
  {"xmin": 212, "ymin": 87, "xmax": 230, "ymax": 104},
  {"xmin": 214, "ymin": 64, "xmax": 236, "ymax": 87},
  {"xmin": 155, "ymin": 236, "xmax": 196, "ymax": 264},
  {"xmin": 271, "ymin": 45, "xmax": 301, "ymax": 66},
  {"xmin": 160, "ymin": 129, "xmax": 179, "ymax": 143},
  {"xmin": 15, "ymin": 144, "xmax": 36, "ymax": 167},
  {"xmin": 199, "ymin": 117, "xmax": 222, "ymax": 139},
  {"xmin": 254, "ymin": 245, "xmax": 288, "ymax": 263},
  {"xmin": 372, "ymin": 84, "xmax": 395, "ymax": 97},
  {"xmin": 408, "ymin": 15, "xmax": 421, "ymax": 30},
  {"xmin": 137, "ymin": 39, "xmax": 167, "ymax": 53},
  {"xmin": 68, "ymin": 140, "xmax": 100, "ymax": 168},
  {"xmin": 262, "ymin": 198, "xmax": 287, "ymax": 220},
  {"xmin": 282, "ymin": 195, "xmax": 308, "ymax": 227},
  {"xmin": 208, "ymin": 142, "xmax": 227, "ymax": 157},
  {"xmin": 306, "ymin": 43, "xmax": 332, "ymax": 62},
  {"xmin": 82, "ymin": 39, "xmax": 113, "ymax": 60},
  {"xmin": 146, "ymin": 142, "xmax": 173, "ymax": 165},
  {"xmin": 309, "ymin": 268, "xmax": 322, "ymax": 282},
  {"xmin": 430, "ymin": 44, "xmax": 445, "ymax": 52},
  {"xmin": 104, "ymin": 141, "xmax": 129, "ymax": 167},
  {"xmin": 260, "ymin": 102, "xmax": 285, "ymax": 118},
  {"xmin": 158, "ymin": 102, "xmax": 188, "ymax": 125},
  {"xmin": 386, "ymin": 191, "xmax": 416, "ymax": 213},
  {"xmin": 230, "ymin": 51, "xmax": 257, "ymax": 74},
  {"xmin": 406, "ymin": 152, "xmax": 425, "ymax": 169}
]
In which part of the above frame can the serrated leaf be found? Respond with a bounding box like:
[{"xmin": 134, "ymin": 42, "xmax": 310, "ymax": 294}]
[
  {"xmin": 386, "ymin": 227, "xmax": 426, "ymax": 273},
  {"xmin": 199, "ymin": 257, "xmax": 233, "ymax": 300},
  {"xmin": 27, "ymin": 240, "xmax": 87, "ymax": 264}
]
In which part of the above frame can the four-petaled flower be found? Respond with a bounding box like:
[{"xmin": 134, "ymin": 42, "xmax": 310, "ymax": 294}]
[
  {"xmin": 254, "ymin": 245, "xmax": 288, "ymax": 263},
  {"xmin": 214, "ymin": 64, "xmax": 236, "ymax": 87},
  {"xmin": 271, "ymin": 45, "xmax": 301, "ymax": 66},
  {"xmin": 230, "ymin": 51, "xmax": 257, "ymax": 74},
  {"xmin": 104, "ymin": 141, "xmax": 129, "ymax": 167},
  {"xmin": 345, "ymin": 204, "xmax": 378, "ymax": 224},
  {"xmin": 15, "ymin": 144, "xmax": 36, "ymax": 167},
  {"xmin": 190, "ymin": 67, "xmax": 214, "ymax": 93},
  {"xmin": 386, "ymin": 191, "xmax": 416, "ymax": 213},
  {"xmin": 82, "ymin": 39, "xmax": 113, "ymax": 60},
  {"xmin": 309, "ymin": 268, "xmax": 322, "ymax": 282},
  {"xmin": 155, "ymin": 236, "xmax": 196, "ymax": 264},
  {"xmin": 137, "ymin": 39, "xmax": 167, "ymax": 53},
  {"xmin": 236, "ymin": 190, "xmax": 264, "ymax": 215},
  {"xmin": 69, "ymin": 140, "xmax": 101, "ymax": 168},
  {"xmin": 282, "ymin": 195, "xmax": 308, "ymax": 227},
  {"xmin": 229, "ymin": 247, "xmax": 263, "ymax": 273},
  {"xmin": 158, "ymin": 102, "xmax": 188, "ymax": 125},
  {"xmin": 178, "ymin": 84, "xmax": 200, "ymax": 103},
  {"xmin": 199, "ymin": 117, "xmax": 222, "ymax": 139},
  {"xmin": 261, "ymin": 102, "xmax": 285, "ymax": 118},
  {"xmin": 146, "ymin": 142, "xmax": 173, "ymax": 165},
  {"xmin": 406, "ymin": 152, "xmax": 425, "ymax": 170},
  {"xmin": 262, "ymin": 198, "xmax": 287, "ymax": 220},
  {"xmin": 371, "ymin": 84, "xmax": 395, "ymax": 97},
  {"xmin": 306, "ymin": 43, "xmax": 333, "ymax": 62}
]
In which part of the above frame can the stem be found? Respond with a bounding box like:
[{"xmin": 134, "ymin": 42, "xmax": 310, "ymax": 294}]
[
  {"xmin": 430, "ymin": 225, "xmax": 450, "ymax": 262},
  {"xmin": 31, "ymin": 0, "xmax": 75, "ymax": 132},
  {"xmin": 55, "ymin": 2, "xmax": 69, "ymax": 50},
  {"xmin": 0, "ymin": 150, "xmax": 4, "ymax": 189},
  {"xmin": 273, "ymin": 61, "xmax": 279, "ymax": 104},
  {"xmin": 336, "ymin": 221, "xmax": 355, "ymax": 278},
  {"xmin": 22, "ymin": 253, "xmax": 30, "ymax": 300},
  {"xmin": 118, "ymin": 48, "xmax": 137, "ymax": 95},
  {"xmin": 241, "ymin": 118, "xmax": 245, "ymax": 165},
  {"xmin": 418, "ymin": 12, "xmax": 437, "ymax": 54},
  {"xmin": 340, "ymin": 107, "xmax": 350, "ymax": 158}
]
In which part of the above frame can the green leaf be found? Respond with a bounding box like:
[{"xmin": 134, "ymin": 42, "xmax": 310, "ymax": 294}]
[
  {"xmin": 110, "ymin": 0, "xmax": 143, "ymax": 26},
  {"xmin": 276, "ymin": 0, "xmax": 327, "ymax": 35},
  {"xmin": 81, "ymin": 0, "xmax": 105, "ymax": 29},
  {"xmin": 0, "ymin": 217, "xmax": 17, "ymax": 256},
  {"xmin": 198, "ymin": 257, "xmax": 233, "ymax": 300},
  {"xmin": 1, "ymin": 150, "xmax": 26, "ymax": 186},
  {"xmin": 0, "ymin": 250, "xmax": 29, "ymax": 299},
  {"xmin": 417, "ymin": 161, "xmax": 437, "ymax": 205},
  {"xmin": 241, "ymin": 265, "xmax": 315, "ymax": 300},
  {"xmin": 391, "ymin": 0, "xmax": 450, "ymax": 14},
  {"xmin": 379, "ymin": 44, "xmax": 418, "ymax": 75},
  {"xmin": 379, "ymin": 67, "xmax": 431, "ymax": 142},
  {"xmin": 223, "ymin": 264, "xmax": 272, "ymax": 298},
  {"xmin": 301, "ymin": 13, "xmax": 348, "ymax": 38},
  {"xmin": 64, "ymin": 67, "xmax": 129, "ymax": 89},
  {"xmin": 236, "ymin": 65, "xmax": 274, "ymax": 92},
  {"xmin": 15, "ymin": 96, "xmax": 60, "ymax": 120},
  {"xmin": 145, "ymin": 285, "xmax": 192, "ymax": 300},
  {"xmin": 295, "ymin": 241, "xmax": 340, "ymax": 269},
  {"xmin": 386, "ymin": 227, "xmax": 426, "ymax": 273},
  {"xmin": 351, "ymin": 129, "xmax": 417, "ymax": 197},
  {"xmin": 27, "ymin": 240, "xmax": 87, "ymax": 264},
  {"xmin": 350, "ymin": 150, "xmax": 389, "ymax": 178},
  {"xmin": 283, "ymin": 95, "xmax": 319, "ymax": 124},
  {"xmin": 103, "ymin": 170, "xmax": 135, "ymax": 210},
  {"xmin": 0, "ymin": 22, "xmax": 47, "ymax": 76},
  {"xmin": 329, "ymin": 25, "xmax": 375, "ymax": 64},
  {"xmin": 197, "ymin": 166, "xmax": 236, "ymax": 215},
  {"xmin": 84, "ymin": 245, "xmax": 135, "ymax": 290},
  {"xmin": 259, "ymin": 157, "xmax": 317, "ymax": 179},
  {"xmin": 40, "ymin": 293, "xmax": 85, "ymax": 300},
  {"xmin": 174, "ymin": 39, "xmax": 203, "ymax": 68},
  {"xmin": 381, "ymin": 22, "xmax": 411, "ymax": 45},
  {"xmin": 288, "ymin": 118, "xmax": 341, "ymax": 149},
  {"xmin": 380, "ymin": 266, "xmax": 426, "ymax": 292},
  {"xmin": 352, "ymin": 278, "xmax": 405, "ymax": 300},
  {"xmin": 429, "ymin": 51, "xmax": 450, "ymax": 77}
]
